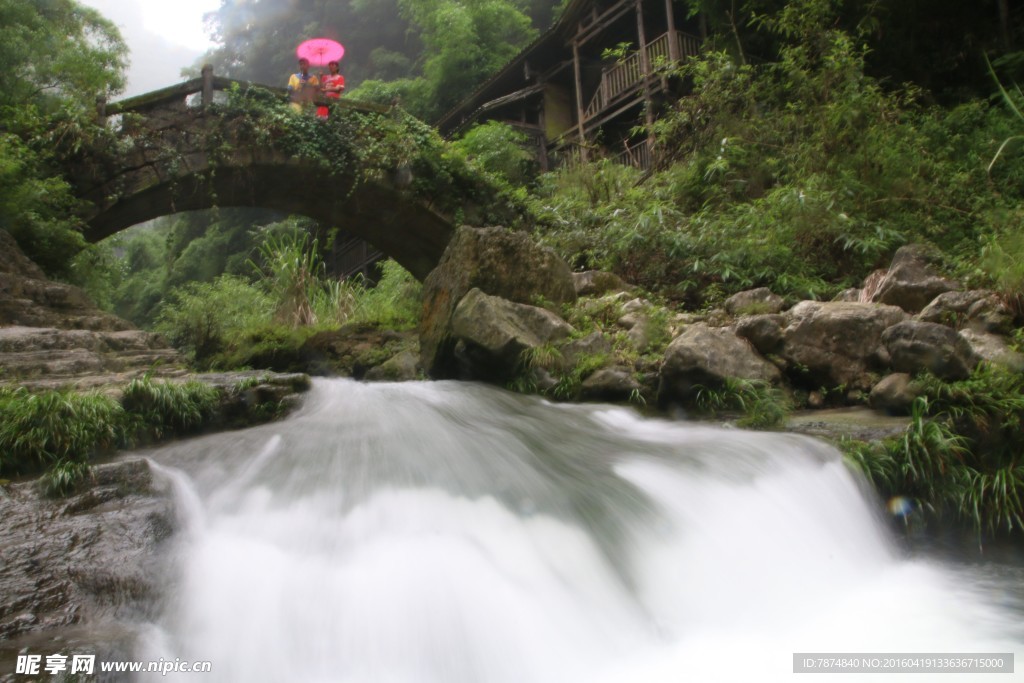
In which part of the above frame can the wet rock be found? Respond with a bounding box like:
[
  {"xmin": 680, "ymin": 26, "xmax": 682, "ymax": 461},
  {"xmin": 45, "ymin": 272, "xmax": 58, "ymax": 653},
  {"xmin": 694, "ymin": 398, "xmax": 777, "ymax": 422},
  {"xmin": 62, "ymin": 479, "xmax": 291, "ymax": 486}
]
[
  {"xmin": 0, "ymin": 459, "xmax": 173, "ymax": 656},
  {"xmin": 786, "ymin": 407, "xmax": 912, "ymax": 443},
  {"xmin": 364, "ymin": 349, "xmax": 421, "ymax": 382}
]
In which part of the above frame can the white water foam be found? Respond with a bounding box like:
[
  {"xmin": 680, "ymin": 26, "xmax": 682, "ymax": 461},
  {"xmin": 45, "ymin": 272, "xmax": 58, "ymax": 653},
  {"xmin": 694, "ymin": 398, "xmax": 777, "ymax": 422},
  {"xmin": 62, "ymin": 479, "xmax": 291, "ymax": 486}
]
[{"xmin": 138, "ymin": 379, "xmax": 1024, "ymax": 682}]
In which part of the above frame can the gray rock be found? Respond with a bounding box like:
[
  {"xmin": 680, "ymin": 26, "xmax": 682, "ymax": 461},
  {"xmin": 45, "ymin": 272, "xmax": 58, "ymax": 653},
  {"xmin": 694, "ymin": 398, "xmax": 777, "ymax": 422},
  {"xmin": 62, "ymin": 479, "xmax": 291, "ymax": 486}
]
[
  {"xmin": 779, "ymin": 301, "xmax": 907, "ymax": 390},
  {"xmin": 450, "ymin": 288, "xmax": 574, "ymax": 381},
  {"xmin": 572, "ymin": 270, "xmax": 632, "ymax": 297},
  {"xmin": 918, "ymin": 290, "xmax": 991, "ymax": 327},
  {"xmin": 870, "ymin": 244, "xmax": 959, "ymax": 313},
  {"xmin": 620, "ymin": 297, "xmax": 648, "ymax": 315},
  {"xmin": 363, "ymin": 350, "xmax": 421, "ymax": 381},
  {"xmin": 881, "ymin": 320, "xmax": 978, "ymax": 380},
  {"xmin": 558, "ymin": 331, "xmax": 613, "ymax": 372},
  {"xmin": 833, "ymin": 288, "xmax": 861, "ymax": 302},
  {"xmin": 869, "ymin": 373, "xmax": 920, "ymax": 415},
  {"xmin": 659, "ymin": 323, "xmax": 780, "ymax": 403},
  {"xmin": 734, "ymin": 314, "xmax": 785, "ymax": 355},
  {"xmin": 580, "ymin": 366, "xmax": 642, "ymax": 401},
  {"xmin": 958, "ymin": 329, "xmax": 1024, "ymax": 372},
  {"xmin": 724, "ymin": 287, "xmax": 785, "ymax": 315},
  {"xmin": 0, "ymin": 459, "xmax": 173, "ymax": 652},
  {"xmin": 420, "ymin": 226, "xmax": 577, "ymax": 378},
  {"xmin": 966, "ymin": 295, "xmax": 1016, "ymax": 335}
]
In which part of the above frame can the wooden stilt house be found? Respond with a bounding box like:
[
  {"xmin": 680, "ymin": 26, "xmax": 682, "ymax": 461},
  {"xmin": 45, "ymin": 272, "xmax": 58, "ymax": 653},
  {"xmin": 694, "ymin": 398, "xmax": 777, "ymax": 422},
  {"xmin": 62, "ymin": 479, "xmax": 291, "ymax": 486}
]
[{"xmin": 436, "ymin": 0, "xmax": 703, "ymax": 170}]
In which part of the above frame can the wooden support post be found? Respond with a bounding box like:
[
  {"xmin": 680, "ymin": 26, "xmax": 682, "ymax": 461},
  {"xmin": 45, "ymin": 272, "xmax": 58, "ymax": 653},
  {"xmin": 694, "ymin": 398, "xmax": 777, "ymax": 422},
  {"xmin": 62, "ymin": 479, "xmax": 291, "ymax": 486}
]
[
  {"xmin": 665, "ymin": 0, "xmax": 679, "ymax": 62},
  {"xmin": 635, "ymin": 0, "xmax": 655, "ymax": 135},
  {"xmin": 572, "ymin": 40, "xmax": 588, "ymax": 162},
  {"xmin": 201, "ymin": 64, "xmax": 214, "ymax": 110}
]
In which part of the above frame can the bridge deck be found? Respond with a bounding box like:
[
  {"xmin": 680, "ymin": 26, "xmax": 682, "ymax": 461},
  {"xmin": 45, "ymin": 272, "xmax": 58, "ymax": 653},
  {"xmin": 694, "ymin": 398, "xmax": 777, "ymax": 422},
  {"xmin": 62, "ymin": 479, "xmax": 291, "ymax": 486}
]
[{"xmin": 102, "ymin": 71, "xmax": 390, "ymax": 117}]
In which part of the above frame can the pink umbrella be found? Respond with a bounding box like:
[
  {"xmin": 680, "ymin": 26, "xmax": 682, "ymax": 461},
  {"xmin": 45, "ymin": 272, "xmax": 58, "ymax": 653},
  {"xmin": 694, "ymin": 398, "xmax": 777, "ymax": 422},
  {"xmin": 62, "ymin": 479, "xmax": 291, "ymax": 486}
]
[{"xmin": 296, "ymin": 38, "xmax": 345, "ymax": 67}]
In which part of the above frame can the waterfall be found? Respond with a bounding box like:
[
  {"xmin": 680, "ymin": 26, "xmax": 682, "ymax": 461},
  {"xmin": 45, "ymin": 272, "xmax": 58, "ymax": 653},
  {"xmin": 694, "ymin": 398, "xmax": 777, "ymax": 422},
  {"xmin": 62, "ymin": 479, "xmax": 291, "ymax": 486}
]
[{"xmin": 138, "ymin": 379, "xmax": 1023, "ymax": 682}]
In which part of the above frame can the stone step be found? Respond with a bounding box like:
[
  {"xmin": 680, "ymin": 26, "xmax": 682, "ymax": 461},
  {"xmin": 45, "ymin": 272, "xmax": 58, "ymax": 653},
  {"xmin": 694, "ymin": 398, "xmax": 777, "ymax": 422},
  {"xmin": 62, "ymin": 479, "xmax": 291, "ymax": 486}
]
[
  {"xmin": 0, "ymin": 348, "xmax": 183, "ymax": 380},
  {"xmin": 0, "ymin": 327, "xmax": 168, "ymax": 354}
]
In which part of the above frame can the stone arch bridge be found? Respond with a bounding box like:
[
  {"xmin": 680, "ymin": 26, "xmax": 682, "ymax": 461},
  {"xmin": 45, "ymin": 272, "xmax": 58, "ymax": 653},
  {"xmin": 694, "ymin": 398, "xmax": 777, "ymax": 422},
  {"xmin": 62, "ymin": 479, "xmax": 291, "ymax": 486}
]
[{"xmin": 71, "ymin": 69, "xmax": 517, "ymax": 280}]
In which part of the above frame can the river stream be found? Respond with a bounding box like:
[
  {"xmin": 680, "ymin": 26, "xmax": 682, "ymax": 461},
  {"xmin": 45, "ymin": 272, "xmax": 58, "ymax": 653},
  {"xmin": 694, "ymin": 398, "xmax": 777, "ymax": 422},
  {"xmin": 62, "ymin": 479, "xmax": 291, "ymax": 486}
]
[{"xmin": 133, "ymin": 378, "xmax": 1023, "ymax": 682}]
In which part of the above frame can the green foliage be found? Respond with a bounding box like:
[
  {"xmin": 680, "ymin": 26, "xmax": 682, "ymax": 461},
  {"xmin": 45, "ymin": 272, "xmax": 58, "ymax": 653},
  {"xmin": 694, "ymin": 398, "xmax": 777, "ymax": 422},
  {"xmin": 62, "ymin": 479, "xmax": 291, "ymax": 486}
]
[
  {"xmin": 0, "ymin": 132, "xmax": 87, "ymax": 279},
  {"xmin": 520, "ymin": 343, "xmax": 564, "ymax": 371},
  {"xmin": 40, "ymin": 459, "xmax": 91, "ymax": 498},
  {"xmin": 0, "ymin": 0, "xmax": 127, "ymax": 278},
  {"xmin": 209, "ymin": 324, "xmax": 316, "ymax": 373},
  {"xmin": 453, "ymin": 121, "xmax": 536, "ymax": 187},
  {"xmin": 532, "ymin": 2, "xmax": 1024, "ymax": 307},
  {"xmin": 155, "ymin": 275, "xmax": 273, "ymax": 366},
  {"xmin": 0, "ymin": 387, "xmax": 124, "ymax": 475},
  {"xmin": 345, "ymin": 260, "xmax": 424, "ymax": 330},
  {"xmin": 845, "ymin": 368, "xmax": 1024, "ymax": 537},
  {"xmin": 250, "ymin": 229, "xmax": 325, "ymax": 328},
  {"xmin": 692, "ymin": 378, "xmax": 791, "ymax": 429},
  {"xmin": 395, "ymin": 0, "xmax": 537, "ymax": 119},
  {"xmin": 551, "ymin": 352, "xmax": 610, "ymax": 401},
  {"xmin": 121, "ymin": 376, "xmax": 220, "ymax": 442},
  {"xmin": 0, "ymin": 0, "xmax": 126, "ymax": 111}
]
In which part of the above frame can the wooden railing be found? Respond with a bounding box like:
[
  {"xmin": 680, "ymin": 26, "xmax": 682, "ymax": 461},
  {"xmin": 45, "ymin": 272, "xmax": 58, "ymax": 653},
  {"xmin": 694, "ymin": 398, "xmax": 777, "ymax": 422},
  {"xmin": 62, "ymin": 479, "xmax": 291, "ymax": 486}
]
[
  {"xmin": 611, "ymin": 139, "xmax": 652, "ymax": 171},
  {"xmin": 334, "ymin": 237, "xmax": 384, "ymax": 280},
  {"xmin": 583, "ymin": 31, "xmax": 700, "ymax": 122}
]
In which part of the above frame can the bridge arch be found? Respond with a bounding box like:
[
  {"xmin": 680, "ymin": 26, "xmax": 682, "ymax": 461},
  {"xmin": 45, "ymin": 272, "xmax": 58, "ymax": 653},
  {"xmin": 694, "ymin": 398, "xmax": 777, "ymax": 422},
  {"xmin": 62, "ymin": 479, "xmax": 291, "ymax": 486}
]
[{"xmin": 74, "ymin": 75, "xmax": 517, "ymax": 280}]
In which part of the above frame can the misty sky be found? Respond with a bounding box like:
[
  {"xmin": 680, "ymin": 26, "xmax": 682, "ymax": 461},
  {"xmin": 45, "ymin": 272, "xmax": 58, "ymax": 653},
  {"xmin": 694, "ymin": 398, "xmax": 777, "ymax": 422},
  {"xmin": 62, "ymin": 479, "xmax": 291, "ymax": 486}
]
[{"xmin": 79, "ymin": 0, "xmax": 220, "ymax": 98}]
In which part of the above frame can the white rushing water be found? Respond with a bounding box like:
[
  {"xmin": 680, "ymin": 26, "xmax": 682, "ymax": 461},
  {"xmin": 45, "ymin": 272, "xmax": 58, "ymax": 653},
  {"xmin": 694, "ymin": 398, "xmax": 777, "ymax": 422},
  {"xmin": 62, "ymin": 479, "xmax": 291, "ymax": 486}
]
[{"xmin": 138, "ymin": 379, "xmax": 1024, "ymax": 682}]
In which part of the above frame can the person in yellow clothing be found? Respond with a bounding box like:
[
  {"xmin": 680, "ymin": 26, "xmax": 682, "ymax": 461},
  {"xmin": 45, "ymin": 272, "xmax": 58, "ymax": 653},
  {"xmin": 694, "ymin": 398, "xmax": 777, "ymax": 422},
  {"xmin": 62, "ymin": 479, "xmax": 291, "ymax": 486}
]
[{"xmin": 287, "ymin": 58, "xmax": 319, "ymax": 112}]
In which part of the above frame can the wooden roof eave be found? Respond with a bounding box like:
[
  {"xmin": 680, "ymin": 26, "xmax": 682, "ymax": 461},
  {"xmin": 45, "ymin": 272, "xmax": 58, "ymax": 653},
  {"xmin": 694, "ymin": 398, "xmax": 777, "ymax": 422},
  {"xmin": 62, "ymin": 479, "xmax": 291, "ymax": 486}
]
[{"xmin": 434, "ymin": 0, "xmax": 592, "ymax": 135}]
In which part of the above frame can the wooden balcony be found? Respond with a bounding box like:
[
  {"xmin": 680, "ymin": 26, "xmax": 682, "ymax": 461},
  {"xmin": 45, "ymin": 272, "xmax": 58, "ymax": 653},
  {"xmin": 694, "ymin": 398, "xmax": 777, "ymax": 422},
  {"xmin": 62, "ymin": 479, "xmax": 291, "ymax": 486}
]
[{"xmin": 583, "ymin": 31, "xmax": 699, "ymax": 123}]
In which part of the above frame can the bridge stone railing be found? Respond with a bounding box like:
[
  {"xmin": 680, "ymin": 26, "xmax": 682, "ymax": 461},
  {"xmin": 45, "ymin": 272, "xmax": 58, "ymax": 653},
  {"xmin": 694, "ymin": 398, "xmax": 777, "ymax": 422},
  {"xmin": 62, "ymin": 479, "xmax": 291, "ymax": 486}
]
[{"xmin": 98, "ymin": 65, "xmax": 390, "ymax": 119}]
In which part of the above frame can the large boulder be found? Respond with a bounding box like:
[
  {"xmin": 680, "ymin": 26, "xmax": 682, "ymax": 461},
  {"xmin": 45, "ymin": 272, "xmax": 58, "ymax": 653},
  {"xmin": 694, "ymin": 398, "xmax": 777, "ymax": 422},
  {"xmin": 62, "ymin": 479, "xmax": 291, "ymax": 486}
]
[
  {"xmin": 880, "ymin": 320, "xmax": 978, "ymax": 380},
  {"xmin": 659, "ymin": 323, "xmax": 780, "ymax": 404},
  {"xmin": 869, "ymin": 244, "xmax": 958, "ymax": 313},
  {"xmin": 420, "ymin": 226, "xmax": 576, "ymax": 377},
  {"xmin": 450, "ymin": 288, "xmax": 574, "ymax": 381},
  {"xmin": 778, "ymin": 301, "xmax": 907, "ymax": 390}
]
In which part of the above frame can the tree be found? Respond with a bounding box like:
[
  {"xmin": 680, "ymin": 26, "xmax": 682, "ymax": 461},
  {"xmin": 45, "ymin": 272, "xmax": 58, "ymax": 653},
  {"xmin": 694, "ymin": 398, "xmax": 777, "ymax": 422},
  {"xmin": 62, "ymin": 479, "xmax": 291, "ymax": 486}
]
[
  {"xmin": 0, "ymin": 0, "xmax": 127, "ymax": 278},
  {"xmin": 0, "ymin": 0, "xmax": 126, "ymax": 112}
]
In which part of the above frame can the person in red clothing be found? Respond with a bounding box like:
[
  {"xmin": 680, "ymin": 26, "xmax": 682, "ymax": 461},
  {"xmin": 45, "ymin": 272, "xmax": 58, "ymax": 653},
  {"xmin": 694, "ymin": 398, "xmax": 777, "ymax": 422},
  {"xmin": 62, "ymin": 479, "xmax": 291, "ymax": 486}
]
[{"xmin": 317, "ymin": 60, "xmax": 345, "ymax": 119}]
